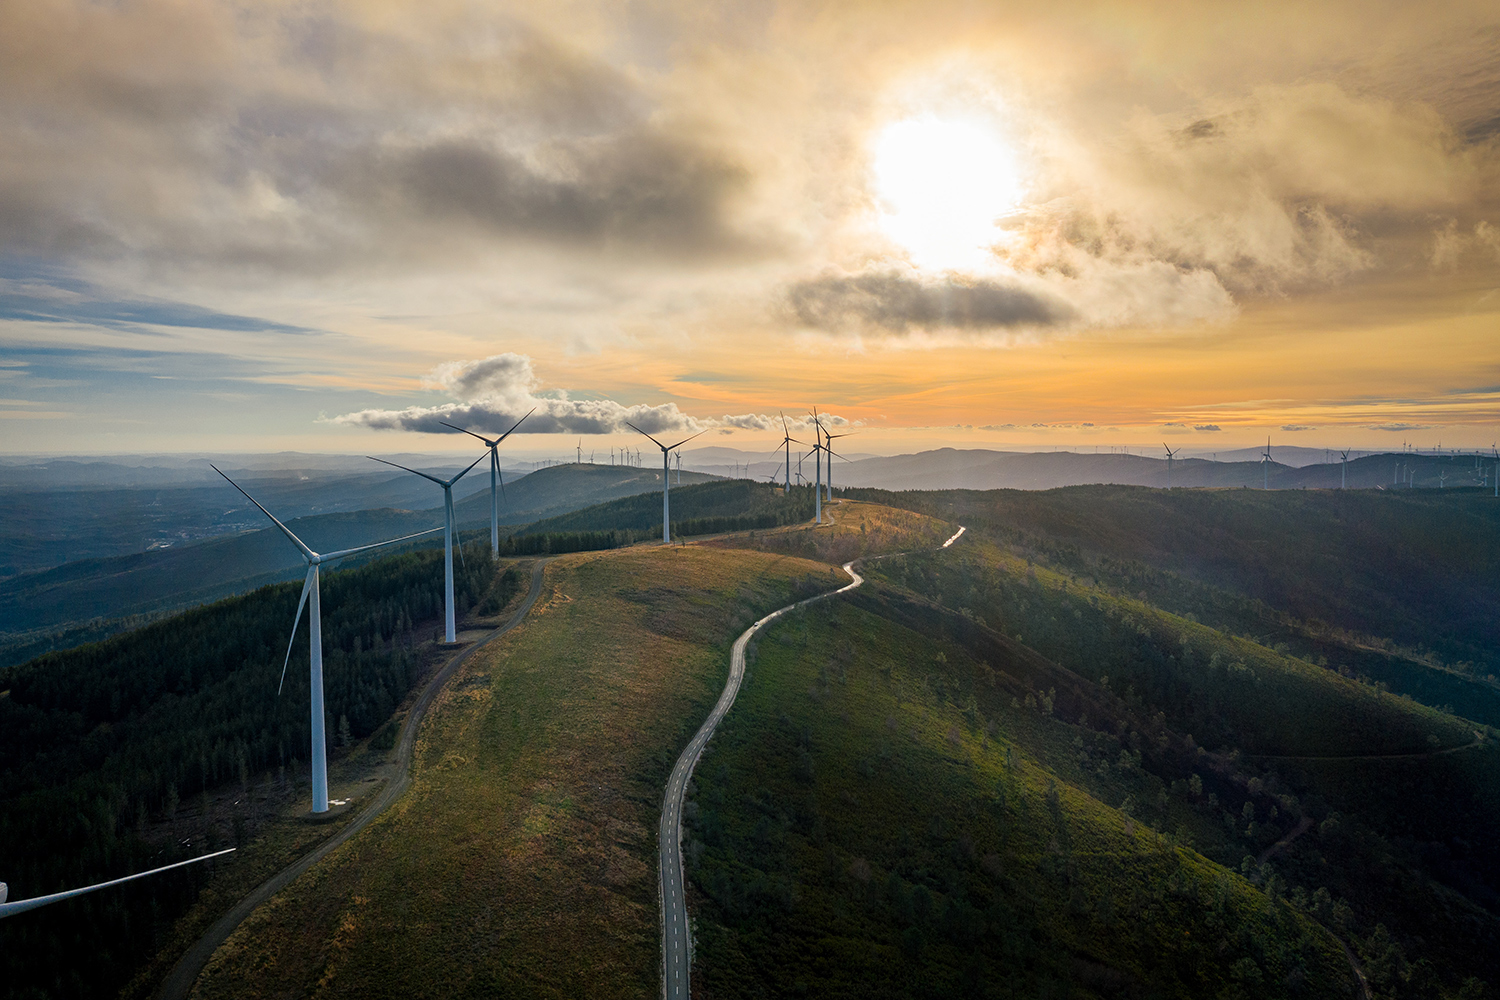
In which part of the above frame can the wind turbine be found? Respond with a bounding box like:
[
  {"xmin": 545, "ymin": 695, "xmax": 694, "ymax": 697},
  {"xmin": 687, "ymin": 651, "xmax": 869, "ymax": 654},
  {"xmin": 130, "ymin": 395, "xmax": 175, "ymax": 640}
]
[
  {"xmin": 213, "ymin": 467, "xmax": 440, "ymax": 812},
  {"xmin": 439, "ymin": 409, "xmax": 533, "ymax": 557},
  {"xmin": 824, "ymin": 428, "xmax": 853, "ymax": 500},
  {"xmin": 1340, "ymin": 450, "xmax": 1350, "ymax": 489},
  {"xmin": 1261, "ymin": 437, "xmax": 1272, "ymax": 490},
  {"xmin": 626, "ymin": 423, "xmax": 706, "ymax": 543},
  {"xmin": 2, "ymin": 848, "xmax": 236, "ymax": 918},
  {"xmin": 1162, "ymin": 443, "xmax": 1178, "ymax": 489},
  {"xmin": 809, "ymin": 409, "xmax": 826, "ymax": 523},
  {"xmin": 367, "ymin": 453, "xmax": 487, "ymax": 644},
  {"xmin": 776, "ymin": 412, "xmax": 800, "ymax": 494}
]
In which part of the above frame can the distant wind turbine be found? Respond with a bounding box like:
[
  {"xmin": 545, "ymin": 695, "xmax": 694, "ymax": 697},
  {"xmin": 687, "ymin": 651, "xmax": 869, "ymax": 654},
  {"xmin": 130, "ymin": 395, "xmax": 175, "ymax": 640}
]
[
  {"xmin": 626, "ymin": 423, "xmax": 706, "ymax": 543},
  {"xmin": 367, "ymin": 453, "xmax": 486, "ymax": 644},
  {"xmin": 1261, "ymin": 437, "xmax": 1272, "ymax": 490},
  {"xmin": 777, "ymin": 412, "xmax": 800, "ymax": 494},
  {"xmin": 809, "ymin": 408, "xmax": 826, "ymax": 523},
  {"xmin": 439, "ymin": 409, "xmax": 533, "ymax": 556},
  {"xmin": 2, "ymin": 848, "xmax": 236, "ymax": 919},
  {"xmin": 1162, "ymin": 443, "xmax": 1178, "ymax": 489},
  {"xmin": 1340, "ymin": 449, "xmax": 1350, "ymax": 489},
  {"xmin": 213, "ymin": 466, "xmax": 440, "ymax": 812},
  {"xmin": 824, "ymin": 428, "xmax": 853, "ymax": 500}
]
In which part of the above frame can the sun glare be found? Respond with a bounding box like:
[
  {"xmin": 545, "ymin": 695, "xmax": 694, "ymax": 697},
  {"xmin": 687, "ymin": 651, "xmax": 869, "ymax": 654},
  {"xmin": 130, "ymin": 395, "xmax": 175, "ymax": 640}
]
[{"xmin": 872, "ymin": 117, "xmax": 1024, "ymax": 273}]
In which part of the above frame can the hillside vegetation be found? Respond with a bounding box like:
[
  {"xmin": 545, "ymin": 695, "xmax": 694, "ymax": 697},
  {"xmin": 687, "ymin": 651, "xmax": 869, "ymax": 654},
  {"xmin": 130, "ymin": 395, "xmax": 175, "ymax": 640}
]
[
  {"xmin": 0, "ymin": 544, "xmax": 509, "ymax": 1000},
  {"xmin": 186, "ymin": 544, "xmax": 833, "ymax": 999},
  {"xmin": 849, "ymin": 485, "xmax": 1500, "ymax": 719}
]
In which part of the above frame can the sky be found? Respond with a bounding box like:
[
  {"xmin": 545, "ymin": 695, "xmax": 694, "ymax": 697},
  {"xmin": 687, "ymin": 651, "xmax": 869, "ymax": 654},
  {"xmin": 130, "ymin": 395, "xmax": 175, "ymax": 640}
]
[{"xmin": 2, "ymin": 0, "xmax": 1498, "ymax": 459}]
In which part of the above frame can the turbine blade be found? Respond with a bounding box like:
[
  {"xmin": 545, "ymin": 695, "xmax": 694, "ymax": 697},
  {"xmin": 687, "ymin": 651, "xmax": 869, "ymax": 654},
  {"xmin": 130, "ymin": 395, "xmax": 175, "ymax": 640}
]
[
  {"xmin": 446, "ymin": 450, "xmax": 488, "ymax": 486},
  {"xmin": 494, "ymin": 449, "xmax": 507, "ymax": 502},
  {"xmin": 438, "ymin": 421, "xmax": 497, "ymax": 447},
  {"xmin": 317, "ymin": 526, "xmax": 443, "ymax": 563},
  {"xmin": 494, "ymin": 407, "xmax": 535, "ymax": 444},
  {"xmin": 279, "ymin": 566, "xmax": 315, "ymax": 696},
  {"xmin": 624, "ymin": 421, "xmax": 667, "ymax": 450},
  {"xmin": 212, "ymin": 465, "xmax": 316, "ymax": 561},
  {"xmin": 367, "ymin": 456, "xmax": 447, "ymax": 485},
  {"xmin": 664, "ymin": 429, "xmax": 707, "ymax": 452}
]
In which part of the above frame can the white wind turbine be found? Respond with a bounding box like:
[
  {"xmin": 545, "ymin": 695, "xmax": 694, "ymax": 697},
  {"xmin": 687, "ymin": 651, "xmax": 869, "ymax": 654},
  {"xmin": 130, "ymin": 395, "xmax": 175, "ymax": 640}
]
[
  {"xmin": 1162, "ymin": 443, "xmax": 1178, "ymax": 489},
  {"xmin": 808, "ymin": 409, "xmax": 826, "ymax": 523},
  {"xmin": 367, "ymin": 453, "xmax": 486, "ymax": 644},
  {"xmin": 1261, "ymin": 437, "xmax": 1272, "ymax": 490},
  {"xmin": 626, "ymin": 423, "xmax": 706, "ymax": 543},
  {"xmin": 2, "ymin": 848, "xmax": 237, "ymax": 918},
  {"xmin": 823, "ymin": 427, "xmax": 852, "ymax": 500},
  {"xmin": 439, "ymin": 409, "xmax": 533, "ymax": 556},
  {"xmin": 213, "ymin": 466, "xmax": 440, "ymax": 812},
  {"xmin": 1340, "ymin": 449, "xmax": 1350, "ymax": 489},
  {"xmin": 777, "ymin": 412, "xmax": 801, "ymax": 494}
]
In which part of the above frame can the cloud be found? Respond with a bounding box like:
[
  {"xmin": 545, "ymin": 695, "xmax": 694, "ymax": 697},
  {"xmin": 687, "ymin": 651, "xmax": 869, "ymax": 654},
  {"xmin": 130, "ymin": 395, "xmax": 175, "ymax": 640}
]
[
  {"xmin": 0, "ymin": 6, "xmax": 761, "ymax": 275},
  {"xmin": 785, "ymin": 269, "xmax": 1069, "ymax": 333},
  {"xmin": 1194, "ymin": 424, "xmax": 1222, "ymax": 432},
  {"xmin": 0, "ymin": 263, "xmax": 314, "ymax": 334},
  {"xmin": 794, "ymin": 79, "xmax": 1496, "ymax": 336},
  {"xmin": 334, "ymin": 352, "xmax": 847, "ymax": 436},
  {"xmin": 1280, "ymin": 424, "xmax": 1315, "ymax": 431},
  {"xmin": 1367, "ymin": 422, "xmax": 1433, "ymax": 432}
]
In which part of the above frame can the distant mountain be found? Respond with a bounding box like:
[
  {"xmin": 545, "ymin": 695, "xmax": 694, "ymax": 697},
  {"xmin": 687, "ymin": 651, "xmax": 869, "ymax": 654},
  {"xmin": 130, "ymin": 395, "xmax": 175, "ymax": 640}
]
[{"xmin": 829, "ymin": 447, "xmax": 1481, "ymax": 492}]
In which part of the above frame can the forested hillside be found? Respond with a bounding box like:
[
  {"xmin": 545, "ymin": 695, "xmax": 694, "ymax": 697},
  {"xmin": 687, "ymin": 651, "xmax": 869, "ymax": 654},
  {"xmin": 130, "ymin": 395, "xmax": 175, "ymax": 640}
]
[{"xmin": 0, "ymin": 544, "xmax": 508, "ymax": 999}]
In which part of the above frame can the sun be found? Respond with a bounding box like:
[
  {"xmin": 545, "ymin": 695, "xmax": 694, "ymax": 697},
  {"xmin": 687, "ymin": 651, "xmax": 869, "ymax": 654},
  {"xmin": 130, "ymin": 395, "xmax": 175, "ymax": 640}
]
[{"xmin": 871, "ymin": 116, "xmax": 1025, "ymax": 273}]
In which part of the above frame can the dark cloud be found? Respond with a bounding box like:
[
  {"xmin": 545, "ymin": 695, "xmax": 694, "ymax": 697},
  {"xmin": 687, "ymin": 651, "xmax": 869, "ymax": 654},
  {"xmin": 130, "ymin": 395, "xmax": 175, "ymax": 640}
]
[
  {"xmin": 785, "ymin": 270, "xmax": 1070, "ymax": 333},
  {"xmin": 1195, "ymin": 424, "xmax": 1222, "ymax": 431},
  {"xmin": 1368, "ymin": 422, "xmax": 1433, "ymax": 431},
  {"xmin": 0, "ymin": 5, "xmax": 759, "ymax": 275},
  {"xmin": 1280, "ymin": 424, "xmax": 1315, "ymax": 431},
  {"xmin": 372, "ymin": 129, "xmax": 749, "ymax": 257}
]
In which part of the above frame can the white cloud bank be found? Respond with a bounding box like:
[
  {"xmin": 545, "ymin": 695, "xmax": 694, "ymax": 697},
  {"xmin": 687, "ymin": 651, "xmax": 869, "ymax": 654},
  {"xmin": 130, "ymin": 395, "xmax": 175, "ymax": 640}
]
[{"xmin": 332, "ymin": 353, "xmax": 848, "ymax": 437}]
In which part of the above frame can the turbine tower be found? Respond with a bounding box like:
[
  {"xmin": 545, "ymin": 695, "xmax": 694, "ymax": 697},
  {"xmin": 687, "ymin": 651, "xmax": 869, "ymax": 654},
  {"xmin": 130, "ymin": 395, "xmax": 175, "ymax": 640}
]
[
  {"xmin": 1340, "ymin": 449, "xmax": 1350, "ymax": 489},
  {"xmin": 213, "ymin": 467, "xmax": 439, "ymax": 812},
  {"xmin": 809, "ymin": 409, "xmax": 825, "ymax": 523},
  {"xmin": 439, "ymin": 409, "xmax": 533, "ymax": 556},
  {"xmin": 626, "ymin": 423, "xmax": 706, "ymax": 543},
  {"xmin": 1261, "ymin": 437, "xmax": 1272, "ymax": 490},
  {"xmin": 367, "ymin": 453, "xmax": 486, "ymax": 643},
  {"xmin": 1162, "ymin": 443, "xmax": 1178, "ymax": 489}
]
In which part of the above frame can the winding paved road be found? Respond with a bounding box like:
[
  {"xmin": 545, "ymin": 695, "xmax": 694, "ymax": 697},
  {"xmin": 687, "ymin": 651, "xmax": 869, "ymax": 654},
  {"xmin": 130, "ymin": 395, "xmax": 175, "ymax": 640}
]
[
  {"xmin": 157, "ymin": 558, "xmax": 553, "ymax": 1000},
  {"xmin": 658, "ymin": 526, "xmax": 966, "ymax": 1000}
]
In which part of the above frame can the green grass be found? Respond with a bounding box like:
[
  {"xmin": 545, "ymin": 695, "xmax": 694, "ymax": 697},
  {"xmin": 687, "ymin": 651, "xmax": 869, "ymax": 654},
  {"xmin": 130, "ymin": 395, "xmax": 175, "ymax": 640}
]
[
  {"xmin": 186, "ymin": 543, "xmax": 836, "ymax": 999},
  {"xmin": 686, "ymin": 594, "xmax": 1352, "ymax": 999}
]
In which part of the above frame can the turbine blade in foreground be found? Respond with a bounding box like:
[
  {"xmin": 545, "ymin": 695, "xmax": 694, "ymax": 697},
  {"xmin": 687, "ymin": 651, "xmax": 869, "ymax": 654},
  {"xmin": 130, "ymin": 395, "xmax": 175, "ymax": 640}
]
[
  {"xmin": 664, "ymin": 429, "xmax": 706, "ymax": 452},
  {"xmin": 625, "ymin": 421, "xmax": 667, "ymax": 450},
  {"xmin": 447, "ymin": 451, "xmax": 488, "ymax": 485},
  {"xmin": 367, "ymin": 456, "xmax": 447, "ymax": 486},
  {"xmin": 0, "ymin": 849, "xmax": 236, "ymax": 919},
  {"xmin": 212, "ymin": 465, "xmax": 315, "ymax": 561},
  {"xmin": 495, "ymin": 407, "xmax": 535, "ymax": 444},
  {"xmin": 279, "ymin": 566, "xmax": 316, "ymax": 696},
  {"xmin": 439, "ymin": 421, "xmax": 497, "ymax": 447},
  {"xmin": 318, "ymin": 526, "xmax": 443, "ymax": 563}
]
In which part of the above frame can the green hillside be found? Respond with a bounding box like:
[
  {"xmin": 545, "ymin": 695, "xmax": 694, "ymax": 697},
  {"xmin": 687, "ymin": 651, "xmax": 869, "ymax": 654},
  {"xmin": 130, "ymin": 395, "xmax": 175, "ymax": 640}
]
[
  {"xmin": 0, "ymin": 544, "xmax": 508, "ymax": 1000},
  {"xmin": 846, "ymin": 485, "xmax": 1500, "ymax": 724}
]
